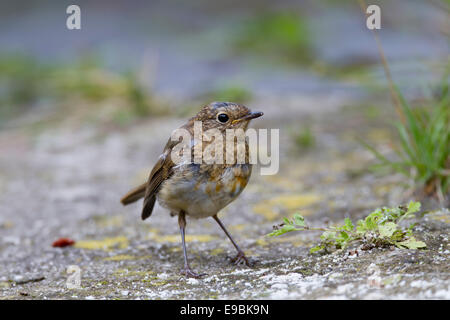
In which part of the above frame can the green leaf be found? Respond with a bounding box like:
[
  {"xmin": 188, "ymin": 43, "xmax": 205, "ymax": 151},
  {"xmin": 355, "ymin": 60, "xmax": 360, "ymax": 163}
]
[
  {"xmin": 283, "ymin": 224, "xmax": 297, "ymax": 232},
  {"xmin": 391, "ymin": 229, "xmax": 406, "ymax": 241},
  {"xmin": 320, "ymin": 231, "xmax": 336, "ymax": 241},
  {"xmin": 378, "ymin": 222, "xmax": 398, "ymax": 238},
  {"xmin": 310, "ymin": 245, "xmax": 323, "ymax": 253},
  {"xmin": 407, "ymin": 201, "xmax": 421, "ymax": 214},
  {"xmin": 335, "ymin": 231, "xmax": 351, "ymax": 249},
  {"xmin": 293, "ymin": 213, "xmax": 305, "ymax": 227},
  {"xmin": 344, "ymin": 218, "xmax": 354, "ymax": 231},
  {"xmin": 268, "ymin": 224, "xmax": 298, "ymax": 237},
  {"xmin": 365, "ymin": 216, "xmax": 378, "ymax": 230},
  {"xmin": 397, "ymin": 237, "xmax": 427, "ymax": 249},
  {"xmin": 398, "ymin": 201, "xmax": 422, "ymax": 222},
  {"xmin": 267, "ymin": 229, "xmax": 283, "ymax": 237},
  {"xmin": 339, "ymin": 231, "xmax": 349, "ymax": 240},
  {"xmin": 356, "ymin": 220, "xmax": 367, "ymax": 234}
]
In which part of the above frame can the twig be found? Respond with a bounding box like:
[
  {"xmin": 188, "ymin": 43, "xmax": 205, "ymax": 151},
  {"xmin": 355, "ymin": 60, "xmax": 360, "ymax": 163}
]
[
  {"xmin": 356, "ymin": 0, "xmax": 406, "ymax": 124},
  {"xmin": 14, "ymin": 276, "xmax": 45, "ymax": 285}
]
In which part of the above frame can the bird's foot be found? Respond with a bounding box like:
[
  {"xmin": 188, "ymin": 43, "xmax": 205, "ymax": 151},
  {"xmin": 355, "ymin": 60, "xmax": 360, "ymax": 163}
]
[
  {"xmin": 229, "ymin": 251, "xmax": 255, "ymax": 267},
  {"xmin": 180, "ymin": 266, "xmax": 207, "ymax": 278}
]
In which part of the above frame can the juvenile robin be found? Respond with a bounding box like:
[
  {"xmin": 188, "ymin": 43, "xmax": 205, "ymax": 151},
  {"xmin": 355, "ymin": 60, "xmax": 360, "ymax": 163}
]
[{"xmin": 120, "ymin": 102, "xmax": 263, "ymax": 278}]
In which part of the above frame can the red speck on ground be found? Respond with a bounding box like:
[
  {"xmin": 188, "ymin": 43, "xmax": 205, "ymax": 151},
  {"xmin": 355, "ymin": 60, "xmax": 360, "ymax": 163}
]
[{"xmin": 52, "ymin": 238, "xmax": 75, "ymax": 248}]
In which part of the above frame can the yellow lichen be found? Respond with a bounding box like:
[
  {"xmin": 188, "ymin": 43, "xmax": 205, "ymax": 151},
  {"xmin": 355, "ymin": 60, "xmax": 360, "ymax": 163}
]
[
  {"xmin": 0, "ymin": 282, "xmax": 10, "ymax": 289},
  {"xmin": 252, "ymin": 194, "xmax": 321, "ymax": 221},
  {"xmin": 230, "ymin": 224, "xmax": 246, "ymax": 232},
  {"xmin": 210, "ymin": 248, "xmax": 225, "ymax": 255},
  {"xmin": 94, "ymin": 215, "xmax": 124, "ymax": 228},
  {"xmin": 428, "ymin": 211, "xmax": 450, "ymax": 224},
  {"xmin": 114, "ymin": 269, "xmax": 155, "ymax": 277},
  {"xmin": 74, "ymin": 236, "xmax": 129, "ymax": 251},
  {"xmin": 103, "ymin": 254, "xmax": 136, "ymax": 261},
  {"xmin": 374, "ymin": 184, "xmax": 395, "ymax": 196},
  {"xmin": 255, "ymin": 238, "xmax": 269, "ymax": 247},
  {"xmin": 148, "ymin": 233, "xmax": 217, "ymax": 243},
  {"xmin": 263, "ymin": 175, "xmax": 296, "ymax": 190},
  {"xmin": 152, "ymin": 280, "xmax": 168, "ymax": 286}
]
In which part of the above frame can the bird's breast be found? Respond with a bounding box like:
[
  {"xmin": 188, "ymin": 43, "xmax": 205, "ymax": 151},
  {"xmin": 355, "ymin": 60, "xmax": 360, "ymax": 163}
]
[{"xmin": 157, "ymin": 163, "xmax": 252, "ymax": 218}]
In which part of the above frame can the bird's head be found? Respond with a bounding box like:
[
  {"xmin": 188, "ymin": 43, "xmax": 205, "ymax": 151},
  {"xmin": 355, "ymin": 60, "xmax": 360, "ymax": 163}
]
[{"xmin": 194, "ymin": 102, "xmax": 263, "ymax": 131}]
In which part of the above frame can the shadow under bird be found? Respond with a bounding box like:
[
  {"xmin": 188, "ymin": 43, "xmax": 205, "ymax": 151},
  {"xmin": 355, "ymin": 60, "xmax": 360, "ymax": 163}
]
[{"xmin": 121, "ymin": 101, "xmax": 263, "ymax": 278}]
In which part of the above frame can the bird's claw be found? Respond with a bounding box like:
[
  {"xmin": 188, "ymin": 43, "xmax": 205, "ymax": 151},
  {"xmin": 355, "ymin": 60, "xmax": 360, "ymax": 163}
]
[
  {"xmin": 229, "ymin": 251, "xmax": 254, "ymax": 267},
  {"xmin": 180, "ymin": 267, "xmax": 207, "ymax": 278}
]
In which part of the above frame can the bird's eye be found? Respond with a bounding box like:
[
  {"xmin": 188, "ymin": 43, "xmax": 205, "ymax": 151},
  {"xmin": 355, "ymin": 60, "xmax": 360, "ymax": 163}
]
[{"xmin": 217, "ymin": 113, "xmax": 229, "ymax": 123}]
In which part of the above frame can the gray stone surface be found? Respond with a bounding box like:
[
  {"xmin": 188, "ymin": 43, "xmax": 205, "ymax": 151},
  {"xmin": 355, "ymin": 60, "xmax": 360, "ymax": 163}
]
[{"xmin": 0, "ymin": 101, "xmax": 448, "ymax": 300}]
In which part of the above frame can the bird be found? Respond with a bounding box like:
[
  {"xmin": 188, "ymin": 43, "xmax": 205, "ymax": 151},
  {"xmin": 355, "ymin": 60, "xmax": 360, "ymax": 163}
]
[{"xmin": 120, "ymin": 101, "xmax": 263, "ymax": 278}]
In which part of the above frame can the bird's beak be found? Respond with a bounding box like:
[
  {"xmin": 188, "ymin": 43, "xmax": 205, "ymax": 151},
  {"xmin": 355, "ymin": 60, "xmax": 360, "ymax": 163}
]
[{"xmin": 232, "ymin": 111, "xmax": 264, "ymax": 124}]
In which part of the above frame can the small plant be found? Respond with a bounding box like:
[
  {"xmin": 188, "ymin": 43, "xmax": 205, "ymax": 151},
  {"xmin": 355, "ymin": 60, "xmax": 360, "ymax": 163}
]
[
  {"xmin": 356, "ymin": 0, "xmax": 449, "ymax": 201},
  {"xmin": 268, "ymin": 201, "xmax": 426, "ymax": 254},
  {"xmin": 293, "ymin": 125, "xmax": 315, "ymax": 150},
  {"xmin": 233, "ymin": 11, "xmax": 312, "ymax": 64},
  {"xmin": 0, "ymin": 54, "xmax": 162, "ymax": 126},
  {"xmin": 363, "ymin": 83, "xmax": 449, "ymax": 200},
  {"xmin": 0, "ymin": 54, "xmax": 48, "ymax": 118},
  {"xmin": 204, "ymin": 85, "xmax": 252, "ymax": 104}
]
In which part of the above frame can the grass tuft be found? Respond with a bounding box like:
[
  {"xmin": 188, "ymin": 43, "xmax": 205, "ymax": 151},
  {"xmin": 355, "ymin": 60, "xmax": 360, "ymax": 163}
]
[
  {"xmin": 0, "ymin": 54, "xmax": 162, "ymax": 127},
  {"xmin": 362, "ymin": 79, "xmax": 449, "ymax": 202},
  {"xmin": 357, "ymin": 0, "xmax": 449, "ymax": 201},
  {"xmin": 293, "ymin": 125, "xmax": 316, "ymax": 150},
  {"xmin": 204, "ymin": 85, "xmax": 252, "ymax": 104},
  {"xmin": 233, "ymin": 11, "xmax": 313, "ymax": 65}
]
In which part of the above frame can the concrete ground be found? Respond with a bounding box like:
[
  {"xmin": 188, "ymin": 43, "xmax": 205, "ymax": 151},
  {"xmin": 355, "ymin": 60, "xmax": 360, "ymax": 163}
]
[{"xmin": 0, "ymin": 98, "xmax": 448, "ymax": 300}]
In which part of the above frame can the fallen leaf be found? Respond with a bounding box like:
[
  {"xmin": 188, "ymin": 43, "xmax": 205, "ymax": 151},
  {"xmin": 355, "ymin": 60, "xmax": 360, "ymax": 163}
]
[{"xmin": 52, "ymin": 238, "xmax": 75, "ymax": 248}]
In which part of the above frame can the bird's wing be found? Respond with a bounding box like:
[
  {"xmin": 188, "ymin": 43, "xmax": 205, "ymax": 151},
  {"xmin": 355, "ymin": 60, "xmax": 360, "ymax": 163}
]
[{"xmin": 141, "ymin": 138, "xmax": 179, "ymax": 220}]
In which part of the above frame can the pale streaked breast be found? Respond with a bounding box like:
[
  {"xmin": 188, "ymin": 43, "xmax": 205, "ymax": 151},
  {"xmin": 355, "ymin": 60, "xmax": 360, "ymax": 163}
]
[{"xmin": 157, "ymin": 163, "xmax": 252, "ymax": 218}]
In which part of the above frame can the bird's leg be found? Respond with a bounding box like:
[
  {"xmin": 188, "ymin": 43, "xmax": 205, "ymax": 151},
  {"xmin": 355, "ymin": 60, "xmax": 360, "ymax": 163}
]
[
  {"xmin": 212, "ymin": 215, "xmax": 254, "ymax": 267},
  {"xmin": 178, "ymin": 211, "xmax": 206, "ymax": 278}
]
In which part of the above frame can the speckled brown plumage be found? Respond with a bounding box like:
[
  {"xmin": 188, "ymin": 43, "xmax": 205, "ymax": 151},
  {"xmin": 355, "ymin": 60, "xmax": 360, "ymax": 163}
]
[{"xmin": 121, "ymin": 102, "xmax": 263, "ymax": 277}]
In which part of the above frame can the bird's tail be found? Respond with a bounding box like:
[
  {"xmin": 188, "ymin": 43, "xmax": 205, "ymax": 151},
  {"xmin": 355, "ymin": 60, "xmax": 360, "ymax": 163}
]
[{"xmin": 120, "ymin": 183, "xmax": 146, "ymax": 205}]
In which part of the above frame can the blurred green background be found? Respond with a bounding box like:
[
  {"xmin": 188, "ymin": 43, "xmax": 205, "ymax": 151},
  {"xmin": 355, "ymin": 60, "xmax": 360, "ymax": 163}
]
[{"xmin": 0, "ymin": 0, "xmax": 448, "ymax": 128}]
